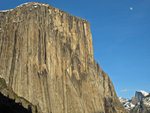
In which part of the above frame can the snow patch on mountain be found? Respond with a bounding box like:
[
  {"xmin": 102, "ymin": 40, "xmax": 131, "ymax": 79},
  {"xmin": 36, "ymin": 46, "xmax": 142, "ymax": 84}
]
[
  {"xmin": 143, "ymin": 96, "xmax": 150, "ymax": 107},
  {"xmin": 0, "ymin": 2, "xmax": 49, "ymax": 13},
  {"xmin": 137, "ymin": 90, "xmax": 149, "ymax": 96},
  {"xmin": 0, "ymin": 9, "xmax": 13, "ymax": 12},
  {"xmin": 16, "ymin": 2, "xmax": 49, "ymax": 8},
  {"xmin": 119, "ymin": 97, "xmax": 135, "ymax": 111}
]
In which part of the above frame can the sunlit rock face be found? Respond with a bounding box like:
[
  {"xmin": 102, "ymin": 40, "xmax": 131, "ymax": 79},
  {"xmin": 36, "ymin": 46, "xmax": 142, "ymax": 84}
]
[{"xmin": 0, "ymin": 2, "xmax": 126, "ymax": 113}]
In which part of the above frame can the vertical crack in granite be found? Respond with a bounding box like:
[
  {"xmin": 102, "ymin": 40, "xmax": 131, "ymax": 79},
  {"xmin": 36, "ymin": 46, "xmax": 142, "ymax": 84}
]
[
  {"xmin": 44, "ymin": 32, "xmax": 47, "ymax": 64},
  {"xmin": 0, "ymin": 2, "xmax": 127, "ymax": 113},
  {"xmin": 38, "ymin": 29, "xmax": 41, "ymax": 67},
  {"xmin": 0, "ymin": 35, "xmax": 3, "ymax": 57},
  {"xmin": 9, "ymin": 29, "xmax": 17, "ymax": 87}
]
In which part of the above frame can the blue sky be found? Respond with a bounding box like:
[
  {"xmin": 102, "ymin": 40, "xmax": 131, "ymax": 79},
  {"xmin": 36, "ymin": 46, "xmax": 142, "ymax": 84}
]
[{"xmin": 0, "ymin": 0, "xmax": 150, "ymax": 98}]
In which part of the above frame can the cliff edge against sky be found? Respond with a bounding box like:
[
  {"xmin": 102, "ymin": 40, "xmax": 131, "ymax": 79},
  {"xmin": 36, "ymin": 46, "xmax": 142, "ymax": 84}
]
[{"xmin": 0, "ymin": 2, "xmax": 126, "ymax": 113}]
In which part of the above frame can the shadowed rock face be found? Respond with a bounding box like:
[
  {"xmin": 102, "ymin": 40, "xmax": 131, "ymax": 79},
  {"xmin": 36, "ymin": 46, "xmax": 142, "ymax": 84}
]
[
  {"xmin": 0, "ymin": 77, "xmax": 41, "ymax": 113},
  {"xmin": 0, "ymin": 2, "xmax": 126, "ymax": 113},
  {"xmin": 0, "ymin": 93, "xmax": 32, "ymax": 113}
]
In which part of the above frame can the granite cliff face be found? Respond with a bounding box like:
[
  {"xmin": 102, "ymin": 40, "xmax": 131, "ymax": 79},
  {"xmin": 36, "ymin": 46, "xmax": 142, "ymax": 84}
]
[{"xmin": 0, "ymin": 2, "xmax": 126, "ymax": 113}]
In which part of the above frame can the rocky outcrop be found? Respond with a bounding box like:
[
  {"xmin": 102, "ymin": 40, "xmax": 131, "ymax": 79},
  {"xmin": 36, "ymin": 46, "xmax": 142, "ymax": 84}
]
[
  {"xmin": 132, "ymin": 91, "xmax": 149, "ymax": 105},
  {"xmin": 0, "ymin": 77, "xmax": 42, "ymax": 113},
  {"xmin": 119, "ymin": 97, "xmax": 135, "ymax": 112},
  {"xmin": 0, "ymin": 2, "xmax": 126, "ymax": 113},
  {"xmin": 130, "ymin": 95, "xmax": 150, "ymax": 113}
]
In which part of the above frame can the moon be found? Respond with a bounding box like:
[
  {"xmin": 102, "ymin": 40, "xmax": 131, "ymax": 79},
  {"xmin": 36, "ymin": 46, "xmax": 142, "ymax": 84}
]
[{"xmin": 130, "ymin": 7, "xmax": 133, "ymax": 11}]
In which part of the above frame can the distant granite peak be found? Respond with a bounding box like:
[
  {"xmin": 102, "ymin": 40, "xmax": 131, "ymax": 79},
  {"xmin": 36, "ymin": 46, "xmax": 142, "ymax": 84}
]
[
  {"xmin": 136, "ymin": 90, "xmax": 149, "ymax": 97},
  {"xmin": 120, "ymin": 90, "xmax": 150, "ymax": 113}
]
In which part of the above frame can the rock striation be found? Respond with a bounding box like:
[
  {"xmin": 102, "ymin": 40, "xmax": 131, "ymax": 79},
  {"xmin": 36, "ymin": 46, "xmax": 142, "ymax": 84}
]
[{"xmin": 0, "ymin": 2, "xmax": 126, "ymax": 113}]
